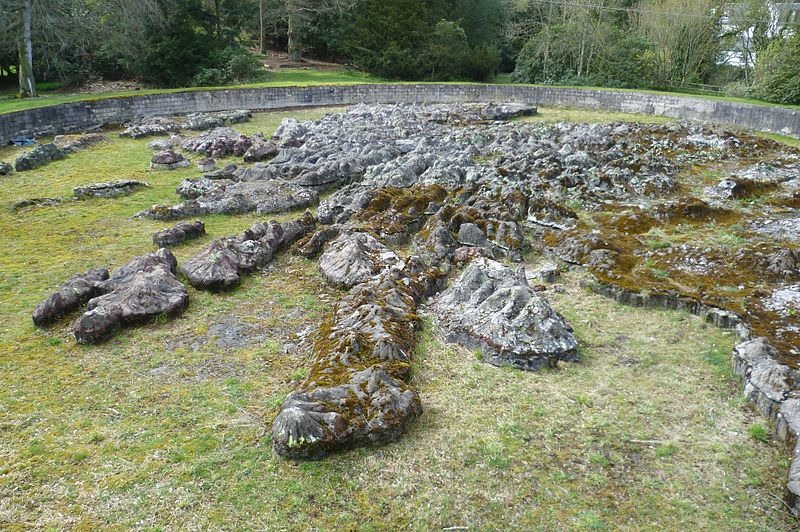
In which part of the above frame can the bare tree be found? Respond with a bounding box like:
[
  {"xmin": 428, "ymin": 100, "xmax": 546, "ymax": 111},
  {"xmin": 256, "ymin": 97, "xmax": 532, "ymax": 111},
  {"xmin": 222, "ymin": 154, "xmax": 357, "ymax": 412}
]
[
  {"xmin": 722, "ymin": 0, "xmax": 774, "ymax": 84},
  {"xmin": 636, "ymin": 0, "xmax": 723, "ymax": 87}
]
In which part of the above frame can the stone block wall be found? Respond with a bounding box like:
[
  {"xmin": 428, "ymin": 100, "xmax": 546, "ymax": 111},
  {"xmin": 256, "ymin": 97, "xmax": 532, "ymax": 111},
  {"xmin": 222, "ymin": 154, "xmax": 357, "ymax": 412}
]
[{"xmin": 2, "ymin": 84, "xmax": 800, "ymax": 145}]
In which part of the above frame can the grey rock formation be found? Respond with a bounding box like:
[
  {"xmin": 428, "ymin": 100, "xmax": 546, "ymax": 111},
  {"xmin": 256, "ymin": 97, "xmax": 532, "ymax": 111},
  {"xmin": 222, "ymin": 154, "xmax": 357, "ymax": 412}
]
[
  {"xmin": 766, "ymin": 249, "xmax": 800, "ymax": 278},
  {"xmin": 181, "ymin": 127, "xmax": 244, "ymax": 158},
  {"xmin": 150, "ymin": 150, "xmax": 190, "ymax": 170},
  {"xmin": 121, "ymin": 117, "xmax": 181, "ymax": 138},
  {"xmin": 204, "ymin": 163, "xmax": 239, "ymax": 180},
  {"xmin": 0, "ymin": 161, "xmax": 12, "ymax": 175},
  {"xmin": 243, "ymin": 138, "xmax": 279, "ymax": 162},
  {"xmin": 74, "ymin": 180, "xmax": 149, "ymax": 199},
  {"xmin": 152, "ymin": 220, "xmax": 206, "ymax": 247},
  {"xmin": 180, "ymin": 214, "xmax": 314, "ymax": 291},
  {"xmin": 197, "ymin": 158, "xmax": 216, "ymax": 172},
  {"xmin": 413, "ymin": 220, "xmax": 457, "ymax": 266},
  {"xmin": 272, "ymin": 366, "xmax": 423, "ymax": 459},
  {"xmin": 137, "ymin": 179, "xmax": 317, "ymax": 220},
  {"xmin": 293, "ymin": 226, "xmax": 343, "ymax": 259},
  {"xmin": 274, "ymin": 118, "xmax": 308, "ymax": 147},
  {"xmin": 179, "ymin": 239, "xmax": 245, "ymax": 291},
  {"xmin": 94, "ymin": 248, "xmax": 178, "ymax": 294},
  {"xmin": 185, "ymin": 113, "xmax": 225, "ymax": 131},
  {"xmin": 731, "ymin": 337, "xmax": 800, "ymax": 515},
  {"xmin": 278, "ymin": 211, "xmax": 317, "ymax": 250},
  {"xmin": 53, "ymin": 133, "xmax": 108, "ymax": 153},
  {"xmin": 148, "ymin": 139, "xmax": 174, "ymax": 151},
  {"xmin": 15, "ymin": 143, "xmax": 66, "ymax": 171},
  {"xmin": 32, "ymin": 268, "xmax": 110, "ymax": 327},
  {"xmin": 11, "ymin": 197, "xmax": 64, "ymax": 212},
  {"xmin": 74, "ymin": 266, "xmax": 188, "ymax": 344},
  {"xmin": 319, "ymin": 232, "xmax": 401, "ymax": 289},
  {"xmin": 71, "ymin": 249, "xmax": 187, "ymax": 344},
  {"xmin": 121, "ymin": 110, "xmax": 252, "ymax": 138},
  {"xmin": 434, "ymin": 258, "xmax": 578, "ymax": 371},
  {"xmin": 457, "ymin": 223, "xmax": 500, "ymax": 258},
  {"xmin": 272, "ymin": 257, "xmax": 443, "ymax": 459}
]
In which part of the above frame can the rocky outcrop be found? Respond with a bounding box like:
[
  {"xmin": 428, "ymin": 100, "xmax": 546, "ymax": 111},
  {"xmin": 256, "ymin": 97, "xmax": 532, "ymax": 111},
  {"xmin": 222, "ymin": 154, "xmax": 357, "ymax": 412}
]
[
  {"xmin": 319, "ymin": 232, "xmax": 401, "ymax": 289},
  {"xmin": 434, "ymin": 258, "xmax": 578, "ymax": 371},
  {"xmin": 293, "ymin": 226, "xmax": 344, "ymax": 259},
  {"xmin": 152, "ymin": 220, "xmax": 206, "ymax": 247},
  {"xmin": 180, "ymin": 212, "xmax": 314, "ymax": 291},
  {"xmin": 150, "ymin": 150, "xmax": 190, "ymax": 170},
  {"xmin": 74, "ymin": 180, "xmax": 149, "ymax": 199},
  {"xmin": 186, "ymin": 110, "xmax": 251, "ymax": 130},
  {"xmin": 32, "ymin": 268, "xmax": 110, "ymax": 327},
  {"xmin": 0, "ymin": 161, "xmax": 12, "ymax": 175},
  {"xmin": 11, "ymin": 197, "xmax": 65, "ymax": 212},
  {"xmin": 243, "ymin": 138, "xmax": 278, "ymax": 162},
  {"xmin": 180, "ymin": 223, "xmax": 283, "ymax": 291},
  {"xmin": 277, "ymin": 211, "xmax": 317, "ymax": 250},
  {"xmin": 181, "ymin": 127, "xmax": 256, "ymax": 158},
  {"xmin": 15, "ymin": 143, "xmax": 66, "ymax": 171},
  {"xmin": 271, "ymin": 257, "xmax": 444, "ymax": 459},
  {"xmin": 53, "ymin": 133, "xmax": 108, "ymax": 153},
  {"xmin": 197, "ymin": 158, "xmax": 216, "ymax": 172},
  {"xmin": 67, "ymin": 249, "xmax": 188, "ymax": 344},
  {"xmin": 120, "ymin": 110, "xmax": 252, "ymax": 138},
  {"xmin": 136, "ymin": 179, "xmax": 318, "ymax": 220},
  {"xmin": 74, "ymin": 266, "xmax": 188, "ymax": 344},
  {"xmin": 731, "ymin": 337, "xmax": 800, "ymax": 515},
  {"xmin": 121, "ymin": 117, "xmax": 181, "ymax": 139}
]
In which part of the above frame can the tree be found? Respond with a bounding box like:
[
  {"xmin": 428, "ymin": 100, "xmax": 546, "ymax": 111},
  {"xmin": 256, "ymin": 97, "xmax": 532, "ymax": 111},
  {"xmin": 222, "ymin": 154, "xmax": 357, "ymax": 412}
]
[
  {"xmin": 425, "ymin": 20, "xmax": 469, "ymax": 79},
  {"xmin": 511, "ymin": 0, "xmax": 647, "ymax": 86},
  {"xmin": 15, "ymin": 0, "xmax": 37, "ymax": 97},
  {"xmin": 751, "ymin": 31, "xmax": 800, "ymax": 104},
  {"xmin": 0, "ymin": 0, "xmax": 37, "ymax": 98},
  {"xmin": 283, "ymin": 0, "xmax": 358, "ymax": 62},
  {"xmin": 720, "ymin": 0, "xmax": 773, "ymax": 84},
  {"xmin": 635, "ymin": 0, "xmax": 724, "ymax": 88}
]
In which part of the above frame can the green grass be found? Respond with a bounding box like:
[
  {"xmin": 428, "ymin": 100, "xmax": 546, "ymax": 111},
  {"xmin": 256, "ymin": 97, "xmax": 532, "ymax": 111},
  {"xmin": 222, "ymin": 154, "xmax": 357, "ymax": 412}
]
[
  {"xmin": 0, "ymin": 107, "xmax": 797, "ymax": 529},
  {"xmin": 748, "ymin": 424, "xmax": 771, "ymax": 443}
]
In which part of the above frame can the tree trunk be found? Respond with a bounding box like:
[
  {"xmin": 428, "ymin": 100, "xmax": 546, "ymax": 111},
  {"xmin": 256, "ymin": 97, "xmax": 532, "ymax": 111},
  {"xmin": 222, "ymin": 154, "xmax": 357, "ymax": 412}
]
[
  {"xmin": 17, "ymin": 0, "xmax": 37, "ymax": 98},
  {"xmin": 260, "ymin": 0, "xmax": 266, "ymax": 53},
  {"xmin": 287, "ymin": 2, "xmax": 302, "ymax": 62},
  {"xmin": 213, "ymin": 0, "xmax": 221, "ymax": 38}
]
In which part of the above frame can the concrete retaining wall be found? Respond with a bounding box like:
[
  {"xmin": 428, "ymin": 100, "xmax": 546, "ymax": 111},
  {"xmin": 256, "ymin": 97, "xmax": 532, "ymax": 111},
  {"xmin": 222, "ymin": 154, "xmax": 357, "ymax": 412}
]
[{"xmin": 2, "ymin": 84, "xmax": 800, "ymax": 145}]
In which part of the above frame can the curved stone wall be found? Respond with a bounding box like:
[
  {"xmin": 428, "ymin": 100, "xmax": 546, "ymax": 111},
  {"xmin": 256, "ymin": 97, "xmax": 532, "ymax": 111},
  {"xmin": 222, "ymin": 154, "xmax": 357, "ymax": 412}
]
[{"xmin": 2, "ymin": 84, "xmax": 800, "ymax": 145}]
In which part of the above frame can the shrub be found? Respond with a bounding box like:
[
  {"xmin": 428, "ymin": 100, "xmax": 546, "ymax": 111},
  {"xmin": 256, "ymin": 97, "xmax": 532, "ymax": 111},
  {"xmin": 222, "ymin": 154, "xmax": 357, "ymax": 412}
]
[
  {"xmin": 192, "ymin": 68, "xmax": 225, "ymax": 87},
  {"xmin": 750, "ymin": 34, "xmax": 800, "ymax": 105},
  {"xmin": 216, "ymin": 47, "xmax": 264, "ymax": 84}
]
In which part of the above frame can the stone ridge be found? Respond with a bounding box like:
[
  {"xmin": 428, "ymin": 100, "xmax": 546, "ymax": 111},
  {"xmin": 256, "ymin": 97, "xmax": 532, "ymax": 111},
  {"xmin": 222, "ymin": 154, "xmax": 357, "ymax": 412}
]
[
  {"xmin": 434, "ymin": 258, "xmax": 579, "ymax": 371},
  {"xmin": 271, "ymin": 257, "xmax": 444, "ymax": 459},
  {"xmin": 2, "ymin": 84, "xmax": 800, "ymax": 146}
]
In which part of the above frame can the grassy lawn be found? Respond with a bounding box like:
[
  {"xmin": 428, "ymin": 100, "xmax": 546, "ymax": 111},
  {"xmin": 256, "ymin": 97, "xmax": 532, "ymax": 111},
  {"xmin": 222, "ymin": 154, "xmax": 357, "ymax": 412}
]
[{"xmin": 0, "ymin": 107, "xmax": 797, "ymax": 529}]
